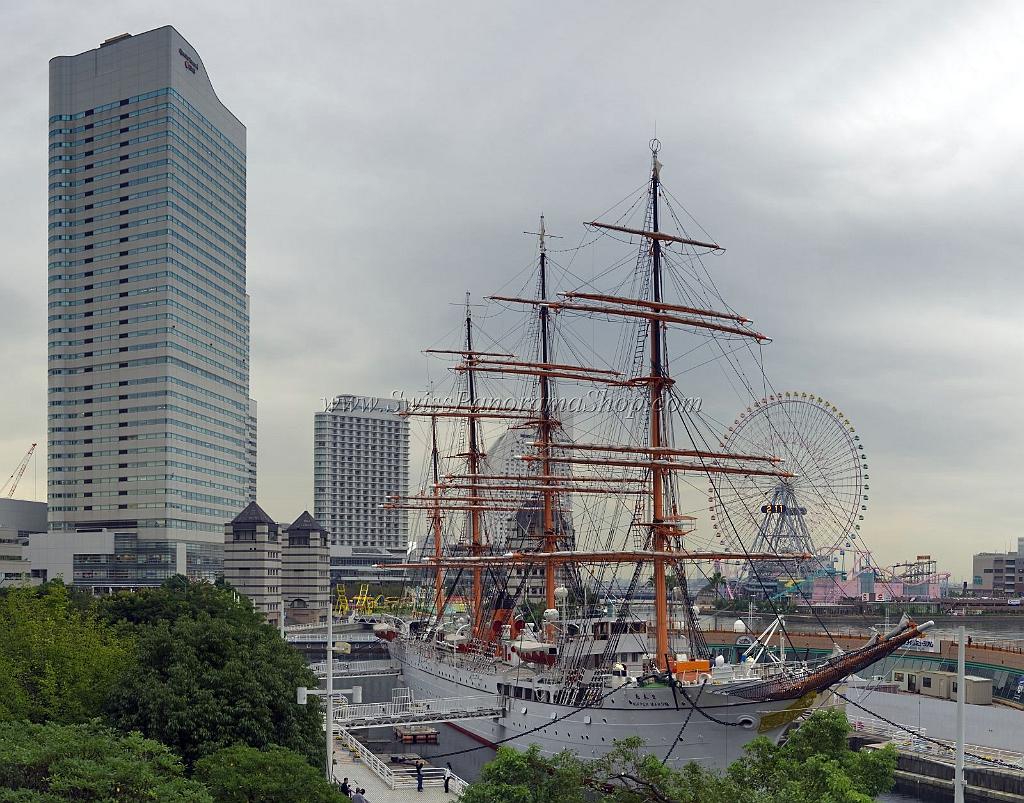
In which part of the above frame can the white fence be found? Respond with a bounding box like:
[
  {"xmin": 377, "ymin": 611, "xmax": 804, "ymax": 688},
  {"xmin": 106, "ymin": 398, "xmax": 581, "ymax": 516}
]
[
  {"xmin": 336, "ymin": 728, "xmax": 468, "ymax": 793},
  {"xmin": 334, "ymin": 693, "xmax": 504, "ymax": 728},
  {"xmin": 853, "ymin": 717, "xmax": 1024, "ymax": 768},
  {"xmin": 309, "ymin": 659, "xmax": 401, "ymax": 677}
]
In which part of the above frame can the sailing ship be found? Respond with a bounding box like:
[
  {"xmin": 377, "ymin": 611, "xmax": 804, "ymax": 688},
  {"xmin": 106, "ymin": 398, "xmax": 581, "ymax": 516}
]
[{"xmin": 376, "ymin": 141, "xmax": 932, "ymax": 769}]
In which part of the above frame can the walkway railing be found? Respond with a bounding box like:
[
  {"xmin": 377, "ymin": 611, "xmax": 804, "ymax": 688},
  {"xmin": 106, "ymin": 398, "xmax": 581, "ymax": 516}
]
[
  {"xmin": 334, "ymin": 693, "xmax": 505, "ymax": 728},
  {"xmin": 336, "ymin": 728, "xmax": 469, "ymax": 792},
  {"xmin": 309, "ymin": 659, "xmax": 401, "ymax": 678},
  {"xmin": 287, "ymin": 631, "xmax": 377, "ymax": 643},
  {"xmin": 965, "ymin": 638, "xmax": 1024, "ymax": 655},
  {"xmin": 851, "ymin": 716, "xmax": 927, "ymax": 747},
  {"xmin": 853, "ymin": 716, "xmax": 1024, "ymax": 768}
]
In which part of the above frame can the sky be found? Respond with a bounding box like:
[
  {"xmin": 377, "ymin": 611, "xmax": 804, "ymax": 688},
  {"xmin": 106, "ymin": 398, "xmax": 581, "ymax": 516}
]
[{"xmin": 2, "ymin": 1, "xmax": 1022, "ymax": 579}]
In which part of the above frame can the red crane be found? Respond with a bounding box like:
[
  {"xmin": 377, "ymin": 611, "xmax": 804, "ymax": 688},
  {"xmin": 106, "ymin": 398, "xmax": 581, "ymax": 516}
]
[{"xmin": 2, "ymin": 443, "xmax": 37, "ymax": 498}]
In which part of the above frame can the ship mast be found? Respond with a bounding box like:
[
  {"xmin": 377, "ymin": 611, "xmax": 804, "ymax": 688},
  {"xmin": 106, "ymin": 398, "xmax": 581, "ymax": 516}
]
[
  {"xmin": 464, "ymin": 295, "xmax": 484, "ymax": 637},
  {"xmin": 648, "ymin": 139, "xmax": 671, "ymax": 671},
  {"xmin": 429, "ymin": 413, "xmax": 444, "ymax": 622},
  {"xmin": 385, "ymin": 145, "xmax": 797, "ymax": 676},
  {"xmin": 536, "ymin": 215, "xmax": 559, "ymax": 640}
]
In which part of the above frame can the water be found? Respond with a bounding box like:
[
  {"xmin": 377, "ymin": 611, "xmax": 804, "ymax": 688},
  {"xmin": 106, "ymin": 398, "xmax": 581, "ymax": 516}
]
[{"xmin": 705, "ymin": 612, "xmax": 1024, "ymax": 644}]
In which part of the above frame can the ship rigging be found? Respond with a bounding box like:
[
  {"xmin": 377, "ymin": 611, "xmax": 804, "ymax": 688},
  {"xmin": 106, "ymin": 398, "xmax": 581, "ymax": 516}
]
[{"xmin": 374, "ymin": 141, "xmax": 932, "ymax": 769}]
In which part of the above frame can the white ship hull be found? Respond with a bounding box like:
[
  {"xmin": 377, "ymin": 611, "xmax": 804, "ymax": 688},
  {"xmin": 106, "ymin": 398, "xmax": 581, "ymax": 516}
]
[{"xmin": 391, "ymin": 639, "xmax": 808, "ymax": 770}]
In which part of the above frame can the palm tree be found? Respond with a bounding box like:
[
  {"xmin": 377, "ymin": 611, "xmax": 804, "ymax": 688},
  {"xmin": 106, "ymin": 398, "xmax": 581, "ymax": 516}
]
[{"xmin": 707, "ymin": 571, "xmax": 725, "ymax": 599}]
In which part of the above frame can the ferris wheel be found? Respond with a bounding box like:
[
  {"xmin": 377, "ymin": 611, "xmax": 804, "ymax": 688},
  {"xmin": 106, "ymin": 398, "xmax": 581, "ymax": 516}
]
[{"xmin": 709, "ymin": 392, "xmax": 867, "ymax": 582}]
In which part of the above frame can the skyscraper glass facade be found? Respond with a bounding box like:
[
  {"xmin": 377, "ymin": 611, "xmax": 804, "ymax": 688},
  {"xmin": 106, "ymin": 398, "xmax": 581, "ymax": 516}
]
[{"xmin": 47, "ymin": 27, "xmax": 253, "ymax": 581}]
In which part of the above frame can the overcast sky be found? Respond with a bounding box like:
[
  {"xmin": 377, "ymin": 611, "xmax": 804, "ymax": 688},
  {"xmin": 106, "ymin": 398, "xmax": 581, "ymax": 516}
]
[{"xmin": 3, "ymin": 1, "xmax": 1022, "ymax": 579}]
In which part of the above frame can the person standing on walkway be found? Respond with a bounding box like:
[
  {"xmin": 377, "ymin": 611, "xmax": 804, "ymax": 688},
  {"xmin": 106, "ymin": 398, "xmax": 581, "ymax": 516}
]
[
  {"xmin": 416, "ymin": 761, "xmax": 424, "ymax": 792},
  {"xmin": 340, "ymin": 778, "xmax": 350, "ymax": 797},
  {"xmin": 443, "ymin": 762, "xmax": 453, "ymax": 794}
]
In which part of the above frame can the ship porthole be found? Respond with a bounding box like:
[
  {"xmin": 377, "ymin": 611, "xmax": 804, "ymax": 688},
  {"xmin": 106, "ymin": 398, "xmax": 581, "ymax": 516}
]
[{"xmin": 737, "ymin": 716, "xmax": 756, "ymax": 729}]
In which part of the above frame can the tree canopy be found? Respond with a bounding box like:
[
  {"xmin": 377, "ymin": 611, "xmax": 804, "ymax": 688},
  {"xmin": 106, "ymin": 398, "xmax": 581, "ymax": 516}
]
[
  {"xmin": 194, "ymin": 744, "xmax": 350, "ymax": 803},
  {"xmin": 0, "ymin": 720, "xmax": 211, "ymax": 802},
  {"xmin": 459, "ymin": 745, "xmax": 588, "ymax": 803},
  {"xmin": 460, "ymin": 709, "xmax": 896, "ymax": 803},
  {"xmin": 100, "ymin": 578, "xmax": 325, "ymax": 767},
  {"xmin": 0, "ymin": 582, "xmax": 134, "ymax": 724}
]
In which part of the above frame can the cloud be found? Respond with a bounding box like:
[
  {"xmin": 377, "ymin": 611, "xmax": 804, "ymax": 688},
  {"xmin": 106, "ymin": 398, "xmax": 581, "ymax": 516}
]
[{"xmin": 1, "ymin": 1, "xmax": 1020, "ymax": 576}]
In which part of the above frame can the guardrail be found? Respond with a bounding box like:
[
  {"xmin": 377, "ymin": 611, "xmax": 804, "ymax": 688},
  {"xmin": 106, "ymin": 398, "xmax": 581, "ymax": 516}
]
[
  {"xmin": 336, "ymin": 728, "xmax": 469, "ymax": 791},
  {"xmin": 853, "ymin": 717, "xmax": 1024, "ymax": 768},
  {"xmin": 852, "ymin": 716, "xmax": 927, "ymax": 746},
  {"xmin": 309, "ymin": 659, "xmax": 401, "ymax": 677},
  {"xmin": 966, "ymin": 638, "xmax": 1024, "ymax": 655},
  {"xmin": 286, "ymin": 631, "xmax": 378, "ymax": 643},
  {"xmin": 335, "ymin": 693, "xmax": 504, "ymax": 728},
  {"xmin": 336, "ymin": 727, "xmax": 398, "ymax": 787}
]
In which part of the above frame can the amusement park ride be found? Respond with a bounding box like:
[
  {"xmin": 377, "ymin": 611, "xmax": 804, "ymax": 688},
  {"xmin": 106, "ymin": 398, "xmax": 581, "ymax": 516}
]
[
  {"xmin": 334, "ymin": 584, "xmax": 422, "ymax": 618},
  {"xmin": 709, "ymin": 395, "xmax": 947, "ymax": 604}
]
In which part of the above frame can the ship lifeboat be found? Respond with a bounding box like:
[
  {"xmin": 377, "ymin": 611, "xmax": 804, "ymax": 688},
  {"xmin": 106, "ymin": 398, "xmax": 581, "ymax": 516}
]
[
  {"xmin": 670, "ymin": 657, "xmax": 711, "ymax": 683},
  {"xmin": 510, "ymin": 639, "xmax": 558, "ymax": 667},
  {"xmin": 444, "ymin": 632, "xmax": 471, "ymax": 651},
  {"xmin": 373, "ymin": 623, "xmax": 399, "ymax": 642}
]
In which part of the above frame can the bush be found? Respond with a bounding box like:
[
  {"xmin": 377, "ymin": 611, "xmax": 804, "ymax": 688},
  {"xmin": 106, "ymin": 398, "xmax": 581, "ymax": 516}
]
[
  {"xmin": 0, "ymin": 720, "xmax": 211, "ymax": 802},
  {"xmin": 194, "ymin": 744, "xmax": 350, "ymax": 803},
  {"xmin": 0, "ymin": 583, "xmax": 133, "ymax": 724}
]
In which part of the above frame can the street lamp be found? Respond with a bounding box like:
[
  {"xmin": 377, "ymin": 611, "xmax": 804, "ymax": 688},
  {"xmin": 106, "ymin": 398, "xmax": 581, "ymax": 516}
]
[{"xmin": 295, "ymin": 602, "xmax": 361, "ymax": 783}]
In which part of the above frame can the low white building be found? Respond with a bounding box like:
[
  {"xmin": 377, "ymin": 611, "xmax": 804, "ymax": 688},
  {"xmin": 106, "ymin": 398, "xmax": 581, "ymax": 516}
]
[{"xmin": 0, "ymin": 500, "xmax": 47, "ymax": 587}]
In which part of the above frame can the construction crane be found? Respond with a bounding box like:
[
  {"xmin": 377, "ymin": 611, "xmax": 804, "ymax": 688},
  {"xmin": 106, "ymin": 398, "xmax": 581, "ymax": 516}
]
[{"xmin": 2, "ymin": 443, "xmax": 37, "ymax": 498}]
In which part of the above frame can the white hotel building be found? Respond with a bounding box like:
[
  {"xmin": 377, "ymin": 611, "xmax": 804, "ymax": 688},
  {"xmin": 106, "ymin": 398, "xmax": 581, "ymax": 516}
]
[{"xmin": 313, "ymin": 396, "xmax": 410, "ymax": 555}]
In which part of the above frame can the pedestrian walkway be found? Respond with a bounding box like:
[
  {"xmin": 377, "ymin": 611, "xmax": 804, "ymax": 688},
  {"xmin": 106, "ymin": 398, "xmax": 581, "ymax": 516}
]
[{"xmin": 332, "ymin": 730, "xmax": 466, "ymax": 802}]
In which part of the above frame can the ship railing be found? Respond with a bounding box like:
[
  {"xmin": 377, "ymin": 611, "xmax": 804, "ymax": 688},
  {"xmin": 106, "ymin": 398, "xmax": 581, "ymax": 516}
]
[
  {"xmin": 672, "ymin": 660, "xmax": 807, "ymax": 687},
  {"xmin": 336, "ymin": 727, "xmax": 470, "ymax": 791}
]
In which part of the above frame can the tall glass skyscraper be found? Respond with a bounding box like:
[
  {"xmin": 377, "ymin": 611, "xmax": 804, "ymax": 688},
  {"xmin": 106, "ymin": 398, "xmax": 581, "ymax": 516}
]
[{"xmin": 45, "ymin": 27, "xmax": 254, "ymax": 586}]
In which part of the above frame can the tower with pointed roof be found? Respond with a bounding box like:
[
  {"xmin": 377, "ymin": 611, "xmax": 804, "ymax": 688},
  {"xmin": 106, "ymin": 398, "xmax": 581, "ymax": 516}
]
[
  {"xmin": 282, "ymin": 510, "xmax": 330, "ymax": 625},
  {"xmin": 223, "ymin": 502, "xmax": 281, "ymax": 626}
]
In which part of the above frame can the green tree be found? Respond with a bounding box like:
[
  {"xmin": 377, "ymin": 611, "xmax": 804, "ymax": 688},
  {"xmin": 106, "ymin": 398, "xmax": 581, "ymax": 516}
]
[
  {"xmin": 96, "ymin": 575, "xmax": 258, "ymax": 629},
  {"xmin": 726, "ymin": 708, "xmax": 897, "ymax": 803},
  {"xmin": 461, "ymin": 709, "xmax": 895, "ymax": 803},
  {"xmin": 589, "ymin": 737, "xmax": 725, "ymax": 803},
  {"xmin": 458, "ymin": 745, "xmax": 588, "ymax": 803},
  {"xmin": 101, "ymin": 580, "xmax": 325, "ymax": 767},
  {"xmin": 0, "ymin": 720, "xmax": 211, "ymax": 802},
  {"xmin": 194, "ymin": 744, "xmax": 349, "ymax": 803},
  {"xmin": 0, "ymin": 583, "xmax": 134, "ymax": 724}
]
